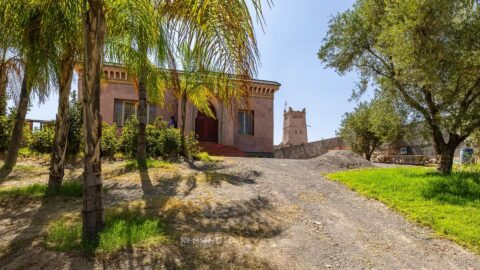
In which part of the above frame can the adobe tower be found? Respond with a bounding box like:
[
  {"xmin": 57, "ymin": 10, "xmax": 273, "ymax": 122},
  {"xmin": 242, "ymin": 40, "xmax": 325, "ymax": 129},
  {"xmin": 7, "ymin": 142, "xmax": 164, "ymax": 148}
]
[{"xmin": 282, "ymin": 106, "xmax": 308, "ymax": 147}]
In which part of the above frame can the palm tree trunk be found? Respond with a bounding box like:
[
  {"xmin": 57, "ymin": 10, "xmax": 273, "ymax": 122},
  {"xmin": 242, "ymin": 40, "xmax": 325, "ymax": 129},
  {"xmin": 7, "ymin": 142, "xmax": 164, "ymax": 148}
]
[
  {"xmin": 180, "ymin": 92, "xmax": 188, "ymax": 157},
  {"xmin": 137, "ymin": 71, "xmax": 147, "ymax": 166},
  {"xmin": 0, "ymin": 62, "xmax": 7, "ymax": 117},
  {"xmin": 1, "ymin": 69, "xmax": 30, "ymax": 172},
  {"xmin": 81, "ymin": 0, "xmax": 105, "ymax": 243},
  {"xmin": 48, "ymin": 55, "xmax": 74, "ymax": 192}
]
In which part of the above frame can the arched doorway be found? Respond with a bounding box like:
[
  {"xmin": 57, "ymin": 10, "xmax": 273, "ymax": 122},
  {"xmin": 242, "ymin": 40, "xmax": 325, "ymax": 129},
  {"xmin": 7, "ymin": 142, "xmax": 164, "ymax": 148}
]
[{"xmin": 195, "ymin": 105, "xmax": 218, "ymax": 143}]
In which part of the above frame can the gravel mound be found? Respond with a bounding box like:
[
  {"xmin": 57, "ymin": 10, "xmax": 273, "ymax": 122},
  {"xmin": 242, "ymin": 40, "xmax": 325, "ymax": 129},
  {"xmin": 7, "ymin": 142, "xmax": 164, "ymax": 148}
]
[{"xmin": 310, "ymin": 150, "xmax": 373, "ymax": 172}]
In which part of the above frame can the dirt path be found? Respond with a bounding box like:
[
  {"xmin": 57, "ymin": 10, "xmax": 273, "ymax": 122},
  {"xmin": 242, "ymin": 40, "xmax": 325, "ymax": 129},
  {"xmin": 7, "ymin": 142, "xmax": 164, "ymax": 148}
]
[
  {"xmin": 1, "ymin": 157, "xmax": 479, "ymax": 269},
  {"xmin": 229, "ymin": 157, "xmax": 480, "ymax": 269}
]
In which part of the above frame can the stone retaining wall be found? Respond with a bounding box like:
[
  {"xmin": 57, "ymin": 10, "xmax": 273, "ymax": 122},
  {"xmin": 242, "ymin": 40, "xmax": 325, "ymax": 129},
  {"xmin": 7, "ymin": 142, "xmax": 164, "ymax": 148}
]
[{"xmin": 273, "ymin": 137, "xmax": 346, "ymax": 159}]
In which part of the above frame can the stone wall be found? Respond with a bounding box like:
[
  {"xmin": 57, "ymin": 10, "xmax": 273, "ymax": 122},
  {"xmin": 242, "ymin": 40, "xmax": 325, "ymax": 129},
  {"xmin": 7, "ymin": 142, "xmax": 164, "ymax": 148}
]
[
  {"xmin": 282, "ymin": 107, "xmax": 308, "ymax": 146},
  {"xmin": 273, "ymin": 137, "xmax": 346, "ymax": 159}
]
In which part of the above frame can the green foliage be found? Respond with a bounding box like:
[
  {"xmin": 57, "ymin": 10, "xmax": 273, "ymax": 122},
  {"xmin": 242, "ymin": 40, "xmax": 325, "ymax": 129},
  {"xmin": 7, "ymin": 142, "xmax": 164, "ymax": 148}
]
[
  {"xmin": 327, "ymin": 167, "xmax": 480, "ymax": 253},
  {"xmin": 29, "ymin": 126, "xmax": 55, "ymax": 154},
  {"xmin": 145, "ymin": 123, "xmax": 182, "ymax": 159},
  {"xmin": 45, "ymin": 218, "xmax": 81, "ymax": 252},
  {"xmin": 101, "ymin": 122, "xmax": 119, "ymax": 158},
  {"xmin": 0, "ymin": 108, "xmax": 18, "ymax": 152},
  {"xmin": 67, "ymin": 93, "xmax": 83, "ymax": 157},
  {"xmin": 193, "ymin": 151, "xmax": 222, "ymax": 163},
  {"xmin": 0, "ymin": 115, "xmax": 12, "ymax": 152},
  {"xmin": 119, "ymin": 117, "xmax": 139, "ymax": 158},
  {"xmin": 338, "ymin": 96, "xmax": 404, "ymax": 160},
  {"xmin": 124, "ymin": 159, "xmax": 172, "ymax": 170},
  {"xmin": 184, "ymin": 132, "xmax": 201, "ymax": 158},
  {"xmin": 319, "ymin": 0, "xmax": 480, "ymax": 172},
  {"xmin": 0, "ymin": 181, "xmax": 83, "ymax": 201},
  {"xmin": 17, "ymin": 147, "xmax": 49, "ymax": 160},
  {"xmin": 21, "ymin": 125, "xmax": 33, "ymax": 148},
  {"xmin": 119, "ymin": 117, "xmax": 195, "ymax": 160},
  {"xmin": 45, "ymin": 207, "xmax": 169, "ymax": 253},
  {"xmin": 156, "ymin": 127, "xmax": 182, "ymax": 159}
]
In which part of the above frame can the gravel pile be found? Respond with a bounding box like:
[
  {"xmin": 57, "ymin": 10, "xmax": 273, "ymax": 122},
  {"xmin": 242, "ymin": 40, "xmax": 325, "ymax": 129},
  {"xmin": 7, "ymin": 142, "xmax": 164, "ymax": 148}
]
[{"xmin": 310, "ymin": 150, "xmax": 373, "ymax": 172}]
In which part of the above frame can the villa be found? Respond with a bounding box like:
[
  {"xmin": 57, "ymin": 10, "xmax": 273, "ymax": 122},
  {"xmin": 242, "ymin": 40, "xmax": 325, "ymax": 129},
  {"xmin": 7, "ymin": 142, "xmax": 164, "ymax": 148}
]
[{"xmin": 76, "ymin": 63, "xmax": 281, "ymax": 156}]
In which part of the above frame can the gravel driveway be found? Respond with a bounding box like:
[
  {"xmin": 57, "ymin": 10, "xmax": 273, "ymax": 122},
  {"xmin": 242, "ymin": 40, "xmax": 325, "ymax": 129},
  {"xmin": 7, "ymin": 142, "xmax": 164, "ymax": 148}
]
[
  {"xmin": 229, "ymin": 157, "xmax": 480, "ymax": 270},
  {"xmin": 1, "ymin": 157, "xmax": 479, "ymax": 269}
]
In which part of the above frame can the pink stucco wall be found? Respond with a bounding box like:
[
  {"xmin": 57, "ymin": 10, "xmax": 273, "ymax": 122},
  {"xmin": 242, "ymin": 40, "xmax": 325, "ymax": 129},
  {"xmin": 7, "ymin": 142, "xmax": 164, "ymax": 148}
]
[
  {"xmin": 77, "ymin": 65, "xmax": 177, "ymax": 124},
  {"xmin": 77, "ymin": 64, "xmax": 280, "ymax": 154},
  {"xmin": 234, "ymin": 96, "xmax": 275, "ymax": 153}
]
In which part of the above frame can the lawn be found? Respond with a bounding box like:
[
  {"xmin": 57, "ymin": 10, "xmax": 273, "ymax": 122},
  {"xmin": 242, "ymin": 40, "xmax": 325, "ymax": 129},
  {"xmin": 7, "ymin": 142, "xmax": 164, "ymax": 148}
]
[{"xmin": 327, "ymin": 166, "xmax": 480, "ymax": 253}]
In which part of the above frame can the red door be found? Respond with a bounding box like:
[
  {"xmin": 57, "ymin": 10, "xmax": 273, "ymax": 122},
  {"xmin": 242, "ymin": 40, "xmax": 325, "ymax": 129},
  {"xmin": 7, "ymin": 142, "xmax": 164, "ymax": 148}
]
[{"xmin": 195, "ymin": 111, "xmax": 218, "ymax": 142}]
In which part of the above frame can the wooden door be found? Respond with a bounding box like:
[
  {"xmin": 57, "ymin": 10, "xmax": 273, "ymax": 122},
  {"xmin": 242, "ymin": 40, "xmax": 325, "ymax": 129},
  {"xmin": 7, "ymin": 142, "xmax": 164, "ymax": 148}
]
[{"xmin": 195, "ymin": 111, "xmax": 218, "ymax": 142}]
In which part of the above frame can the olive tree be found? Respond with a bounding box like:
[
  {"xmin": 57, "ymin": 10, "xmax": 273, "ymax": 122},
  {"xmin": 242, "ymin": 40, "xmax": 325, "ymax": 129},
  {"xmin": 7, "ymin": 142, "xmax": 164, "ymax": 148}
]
[
  {"xmin": 338, "ymin": 96, "xmax": 404, "ymax": 161},
  {"xmin": 319, "ymin": 0, "xmax": 480, "ymax": 173}
]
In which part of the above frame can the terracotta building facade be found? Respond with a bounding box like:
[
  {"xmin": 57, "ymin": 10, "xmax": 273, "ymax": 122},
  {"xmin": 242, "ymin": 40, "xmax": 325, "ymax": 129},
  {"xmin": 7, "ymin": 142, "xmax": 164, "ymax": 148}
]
[{"xmin": 77, "ymin": 64, "xmax": 281, "ymax": 155}]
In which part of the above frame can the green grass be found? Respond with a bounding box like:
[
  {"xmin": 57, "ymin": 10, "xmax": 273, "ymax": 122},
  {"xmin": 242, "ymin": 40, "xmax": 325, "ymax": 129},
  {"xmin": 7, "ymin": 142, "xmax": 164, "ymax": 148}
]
[
  {"xmin": 124, "ymin": 159, "xmax": 173, "ymax": 170},
  {"xmin": 0, "ymin": 181, "xmax": 83, "ymax": 200},
  {"xmin": 327, "ymin": 167, "xmax": 480, "ymax": 253},
  {"xmin": 17, "ymin": 147, "xmax": 49, "ymax": 159},
  {"xmin": 193, "ymin": 151, "xmax": 222, "ymax": 162},
  {"xmin": 45, "ymin": 206, "xmax": 169, "ymax": 253}
]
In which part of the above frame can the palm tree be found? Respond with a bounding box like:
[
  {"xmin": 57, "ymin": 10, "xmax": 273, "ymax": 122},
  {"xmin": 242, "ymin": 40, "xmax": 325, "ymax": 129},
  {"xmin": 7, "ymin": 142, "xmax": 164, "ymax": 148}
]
[
  {"xmin": 81, "ymin": 0, "xmax": 106, "ymax": 242},
  {"xmin": 81, "ymin": 0, "xmax": 269, "ymax": 242},
  {"xmin": 0, "ymin": 2, "xmax": 19, "ymax": 116},
  {"xmin": 168, "ymin": 44, "xmax": 217, "ymax": 157},
  {"xmin": 161, "ymin": 0, "xmax": 269, "ymax": 157},
  {"xmin": 1, "ymin": 1, "xmax": 52, "ymax": 175},
  {"xmin": 107, "ymin": 0, "xmax": 267, "ymax": 163},
  {"xmin": 106, "ymin": 0, "xmax": 168, "ymax": 166},
  {"xmin": 45, "ymin": 1, "xmax": 82, "ymax": 192}
]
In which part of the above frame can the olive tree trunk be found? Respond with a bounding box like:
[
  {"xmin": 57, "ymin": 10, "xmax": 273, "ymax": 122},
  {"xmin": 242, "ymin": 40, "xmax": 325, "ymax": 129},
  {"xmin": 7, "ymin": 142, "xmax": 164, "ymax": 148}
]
[
  {"xmin": 180, "ymin": 92, "xmax": 188, "ymax": 157},
  {"xmin": 48, "ymin": 55, "xmax": 75, "ymax": 192},
  {"xmin": 437, "ymin": 145, "xmax": 456, "ymax": 174},
  {"xmin": 81, "ymin": 0, "xmax": 106, "ymax": 243},
  {"xmin": 432, "ymin": 127, "xmax": 460, "ymax": 174},
  {"xmin": 1, "ymin": 69, "xmax": 30, "ymax": 172},
  {"xmin": 137, "ymin": 71, "xmax": 147, "ymax": 166}
]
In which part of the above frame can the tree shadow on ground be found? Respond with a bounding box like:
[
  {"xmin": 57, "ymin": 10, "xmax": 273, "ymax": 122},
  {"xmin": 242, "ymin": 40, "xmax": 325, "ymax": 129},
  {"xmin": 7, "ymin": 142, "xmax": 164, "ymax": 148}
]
[
  {"xmin": 421, "ymin": 171, "xmax": 480, "ymax": 205},
  {"xmin": 0, "ymin": 167, "xmax": 14, "ymax": 181},
  {"xmin": 185, "ymin": 159, "xmax": 233, "ymax": 172},
  {"xmin": 1, "ymin": 162, "xmax": 276, "ymax": 269},
  {"xmin": 133, "ymin": 164, "xmax": 280, "ymax": 269},
  {"xmin": 0, "ymin": 196, "xmax": 83, "ymax": 268},
  {"xmin": 202, "ymin": 170, "xmax": 261, "ymax": 187}
]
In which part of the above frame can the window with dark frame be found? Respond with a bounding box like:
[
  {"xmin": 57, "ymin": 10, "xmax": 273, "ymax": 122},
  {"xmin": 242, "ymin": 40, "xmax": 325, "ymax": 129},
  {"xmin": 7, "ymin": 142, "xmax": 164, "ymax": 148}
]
[
  {"xmin": 238, "ymin": 110, "xmax": 254, "ymax": 135},
  {"xmin": 113, "ymin": 100, "xmax": 157, "ymax": 126},
  {"xmin": 148, "ymin": 104, "xmax": 157, "ymax": 124}
]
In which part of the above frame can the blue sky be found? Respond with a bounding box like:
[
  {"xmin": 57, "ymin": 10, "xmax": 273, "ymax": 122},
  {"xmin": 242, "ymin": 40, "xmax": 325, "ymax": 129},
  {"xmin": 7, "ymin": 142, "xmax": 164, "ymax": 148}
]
[{"xmin": 23, "ymin": 1, "xmax": 359, "ymax": 145}]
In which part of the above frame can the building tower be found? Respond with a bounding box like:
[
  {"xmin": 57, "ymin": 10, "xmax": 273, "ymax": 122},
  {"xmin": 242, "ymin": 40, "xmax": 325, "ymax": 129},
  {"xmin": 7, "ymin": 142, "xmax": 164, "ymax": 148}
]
[{"xmin": 282, "ymin": 107, "xmax": 308, "ymax": 147}]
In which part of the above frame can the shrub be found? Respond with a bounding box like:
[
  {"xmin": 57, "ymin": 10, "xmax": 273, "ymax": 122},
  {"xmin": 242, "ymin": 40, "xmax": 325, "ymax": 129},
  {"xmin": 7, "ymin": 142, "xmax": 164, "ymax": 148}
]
[
  {"xmin": 184, "ymin": 132, "xmax": 201, "ymax": 157},
  {"xmin": 67, "ymin": 94, "xmax": 83, "ymax": 157},
  {"xmin": 22, "ymin": 125, "xmax": 34, "ymax": 148},
  {"xmin": 119, "ymin": 117, "xmax": 199, "ymax": 160},
  {"xmin": 119, "ymin": 117, "xmax": 139, "ymax": 158},
  {"xmin": 159, "ymin": 127, "xmax": 182, "ymax": 159},
  {"xmin": 0, "ymin": 115, "xmax": 12, "ymax": 152},
  {"xmin": 0, "ymin": 108, "xmax": 18, "ymax": 152},
  {"xmin": 102, "ymin": 122, "xmax": 119, "ymax": 158},
  {"xmin": 29, "ymin": 126, "xmax": 55, "ymax": 153}
]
